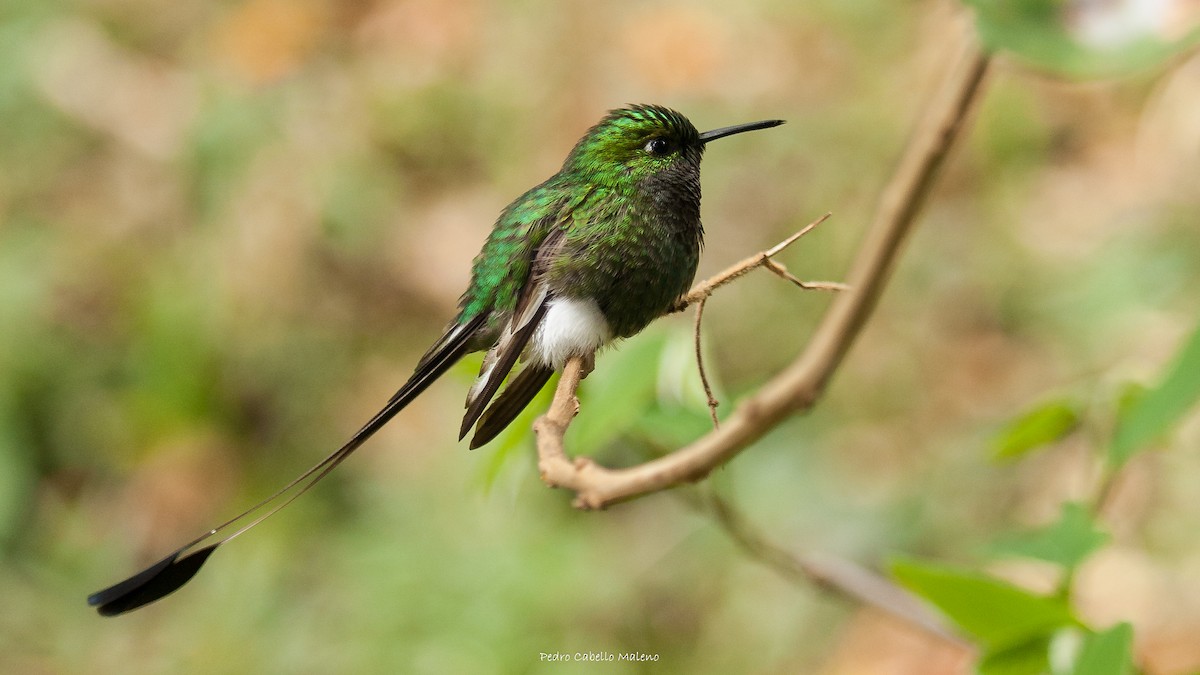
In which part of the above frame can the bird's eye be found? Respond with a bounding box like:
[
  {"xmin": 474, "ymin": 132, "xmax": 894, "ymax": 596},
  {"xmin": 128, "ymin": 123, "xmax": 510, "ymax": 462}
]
[{"xmin": 644, "ymin": 138, "xmax": 671, "ymax": 156}]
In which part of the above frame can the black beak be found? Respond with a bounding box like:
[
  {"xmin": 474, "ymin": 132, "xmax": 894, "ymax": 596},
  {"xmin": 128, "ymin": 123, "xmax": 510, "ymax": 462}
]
[{"xmin": 698, "ymin": 119, "xmax": 785, "ymax": 144}]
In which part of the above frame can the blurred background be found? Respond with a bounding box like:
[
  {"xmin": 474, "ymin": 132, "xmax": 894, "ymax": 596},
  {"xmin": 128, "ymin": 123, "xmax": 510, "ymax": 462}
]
[{"xmin": 1, "ymin": 0, "xmax": 1198, "ymax": 672}]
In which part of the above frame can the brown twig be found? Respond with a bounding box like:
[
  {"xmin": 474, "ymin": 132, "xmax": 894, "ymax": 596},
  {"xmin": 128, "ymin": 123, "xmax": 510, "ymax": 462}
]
[
  {"xmin": 533, "ymin": 356, "xmax": 595, "ymax": 495},
  {"xmin": 533, "ymin": 33, "xmax": 991, "ymax": 510},
  {"xmin": 762, "ymin": 259, "xmax": 848, "ymax": 292},
  {"xmin": 685, "ymin": 213, "xmax": 843, "ymax": 430},
  {"xmin": 671, "ymin": 212, "xmax": 834, "ymax": 313},
  {"xmin": 693, "ymin": 296, "xmax": 721, "ymax": 429},
  {"xmin": 688, "ymin": 213, "xmax": 846, "ymax": 428}
]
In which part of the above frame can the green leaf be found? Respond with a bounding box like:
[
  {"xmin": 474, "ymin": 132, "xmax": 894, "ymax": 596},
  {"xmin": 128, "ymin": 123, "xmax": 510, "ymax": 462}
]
[
  {"xmin": 892, "ymin": 558, "xmax": 1075, "ymax": 650},
  {"xmin": 992, "ymin": 399, "xmax": 1080, "ymax": 461},
  {"xmin": 978, "ymin": 636, "xmax": 1051, "ymax": 675},
  {"xmin": 965, "ymin": 0, "xmax": 1200, "ymax": 79},
  {"xmin": 991, "ymin": 502, "xmax": 1109, "ymax": 569},
  {"xmin": 1071, "ymin": 623, "xmax": 1134, "ymax": 675},
  {"xmin": 1110, "ymin": 319, "xmax": 1200, "ymax": 467}
]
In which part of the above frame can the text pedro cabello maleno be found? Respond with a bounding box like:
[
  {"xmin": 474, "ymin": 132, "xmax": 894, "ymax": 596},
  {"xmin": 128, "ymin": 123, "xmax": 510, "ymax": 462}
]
[{"xmin": 540, "ymin": 652, "xmax": 659, "ymax": 663}]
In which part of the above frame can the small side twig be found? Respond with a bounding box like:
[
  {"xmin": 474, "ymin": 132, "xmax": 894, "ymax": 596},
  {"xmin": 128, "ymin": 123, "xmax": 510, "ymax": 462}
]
[
  {"xmin": 762, "ymin": 258, "xmax": 848, "ymax": 292},
  {"xmin": 693, "ymin": 296, "xmax": 720, "ymax": 429},
  {"xmin": 671, "ymin": 213, "xmax": 835, "ymax": 313},
  {"xmin": 685, "ymin": 212, "xmax": 841, "ymax": 430}
]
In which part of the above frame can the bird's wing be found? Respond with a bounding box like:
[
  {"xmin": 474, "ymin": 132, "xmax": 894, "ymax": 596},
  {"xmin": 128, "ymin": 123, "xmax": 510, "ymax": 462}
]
[
  {"xmin": 467, "ymin": 362, "xmax": 554, "ymax": 449},
  {"xmin": 460, "ymin": 185, "xmax": 613, "ymax": 446},
  {"xmin": 458, "ymin": 226, "xmax": 566, "ymax": 440},
  {"xmin": 88, "ymin": 312, "xmax": 488, "ymax": 616}
]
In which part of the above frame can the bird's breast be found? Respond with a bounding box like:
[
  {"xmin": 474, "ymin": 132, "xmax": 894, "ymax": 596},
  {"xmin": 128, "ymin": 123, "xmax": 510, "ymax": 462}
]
[{"xmin": 544, "ymin": 188, "xmax": 702, "ymax": 340}]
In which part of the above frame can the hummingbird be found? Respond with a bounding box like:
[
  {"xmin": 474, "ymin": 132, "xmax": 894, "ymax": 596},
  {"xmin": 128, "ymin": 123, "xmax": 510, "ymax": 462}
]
[{"xmin": 87, "ymin": 104, "xmax": 784, "ymax": 616}]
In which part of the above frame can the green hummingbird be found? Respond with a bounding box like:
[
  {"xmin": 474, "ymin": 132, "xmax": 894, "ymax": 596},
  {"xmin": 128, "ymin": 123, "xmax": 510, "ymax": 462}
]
[{"xmin": 88, "ymin": 104, "xmax": 783, "ymax": 615}]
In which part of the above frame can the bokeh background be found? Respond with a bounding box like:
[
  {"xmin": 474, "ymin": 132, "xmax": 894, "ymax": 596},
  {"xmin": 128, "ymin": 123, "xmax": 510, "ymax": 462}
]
[{"xmin": 1, "ymin": 0, "xmax": 1198, "ymax": 672}]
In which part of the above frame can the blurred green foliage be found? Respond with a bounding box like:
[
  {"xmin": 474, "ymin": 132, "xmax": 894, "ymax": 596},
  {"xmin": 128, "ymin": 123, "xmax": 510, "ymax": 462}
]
[
  {"xmin": 892, "ymin": 558, "xmax": 1077, "ymax": 651},
  {"xmin": 0, "ymin": 0, "xmax": 1198, "ymax": 673},
  {"xmin": 896, "ymin": 284, "xmax": 1200, "ymax": 673},
  {"xmin": 990, "ymin": 502, "xmax": 1109, "ymax": 569},
  {"xmin": 991, "ymin": 399, "xmax": 1079, "ymax": 461},
  {"xmin": 1111, "ymin": 318, "xmax": 1200, "ymax": 466},
  {"xmin": 1072, "ymin": 623, "xmax": 1135, "ymax": 675}
]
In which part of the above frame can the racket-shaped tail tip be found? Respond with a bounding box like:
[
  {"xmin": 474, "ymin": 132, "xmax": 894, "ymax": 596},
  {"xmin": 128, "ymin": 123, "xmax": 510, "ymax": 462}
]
[{"xmin": 88, "ymin": 545, "xmax": 218, "ymax": 616}]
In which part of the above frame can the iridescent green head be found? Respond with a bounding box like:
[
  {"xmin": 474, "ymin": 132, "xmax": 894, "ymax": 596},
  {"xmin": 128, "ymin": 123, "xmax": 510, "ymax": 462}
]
[{"xmin": 561, "ymin": 104, "xmax": 784, "ymax": 189}]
